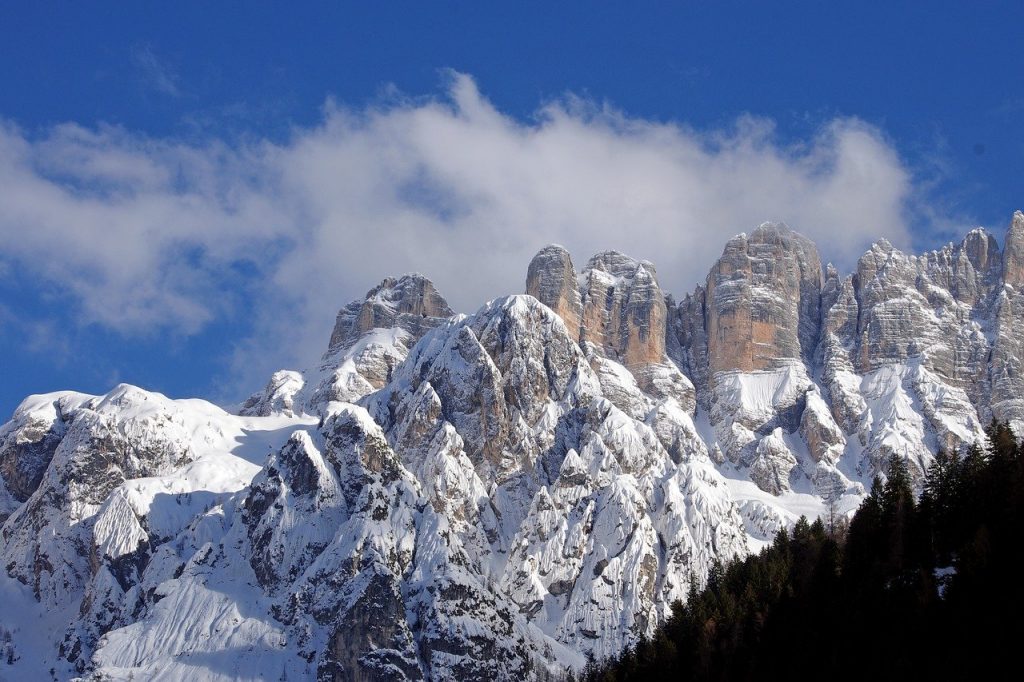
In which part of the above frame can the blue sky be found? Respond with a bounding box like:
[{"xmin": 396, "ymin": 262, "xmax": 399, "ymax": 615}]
[{"xmin": 1, "ymin": 2, "xmax": 1022, "ymax": 418}]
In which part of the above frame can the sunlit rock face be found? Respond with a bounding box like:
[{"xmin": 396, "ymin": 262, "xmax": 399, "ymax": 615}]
[
  {"xmin": 1001, "ymin": 210, "xmax": 1024, "ymax": 288},
  {"xmin": 315, "ymin": 273, "xmax": 456, "ymax": 404},
  {"xmin": 704, "ymin": 222, "xmax": 823, "ymax": 375},
  {"xmin": 526, "ymin": 244, "xmax": 584, "ymax": 335},
  {"xmin": 812, "ymin": 226, "xmax": 1008, "ymax": 480},
  {"xmin": 241, "ymin": 273, "xmax": 457, "ymax": 417},
  {"xmin": 990, "ymin": 212, "xmax": 1024, "ymax": 431},
  {"xmin": 579, "ymin": 251, "xmax": 667, "ymax": 369},
  {"xmin": 328, "ymin": 273, "xmax": 454, "ymax": 352},
  {"xmin": 669, "ymin": 215, "xmax": 1021, "ymax": 495}
]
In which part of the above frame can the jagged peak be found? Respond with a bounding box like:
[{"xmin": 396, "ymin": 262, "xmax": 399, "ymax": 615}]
[
  {"xmin": 724, "ymin": 232, "xmax": 747, "ymax": 248},
  {"xmin": 373, "ymin": 271, "xmax": 429, "ymax": 285},
  {"xmin": 328, "ymin": 272, "xmax": 454, "ymax": 352},
  {"xmin": 632, "ymin": 262, "xmax": 655, "ymax": 281},
  {"xmin": 240, "ymin": 370, "xmax": 304, "ymax": 417},
  {"xmin": 525, "ymin": 244, "xmax": 582, "ymax": 332},
  {"xmin": 854, "ymin": 239, "xmax": 903, "ymax": 279},
  {"xmin": 753, "ymin": 220, "xmax": 794, "ymax": 235},
  {"xmin": 1000, "ymin": 211, "xmax": 1024, "ymax": 252},
  {"xmin": 530, "ymin": 243, "xmax": 572, "ymax": 258},
  {"xmin": 1005, "ymin": 210, "xmax": 1024, "ymax": 242},
  {"xmin": 725, "ymin": 220, "xmax": 798, "ymax": 238},
  {"xmin": 964, "ymin": 226, "xmax": 993, "ymax": 240},
  {"xmin": 869, "ymin": 237, "xmax": 895, "ymax": 253},
  {"xmin": 474, "ymin": 293, "xmax": 573, "ymax": 331},
  {"xmin": 721, "ymin": 221, "xmax": 818, "ymax": 257},
  {"xmin": 955, "ymin": 227, "xmax": 1001, "ymax": 274},
  {"xmin": 921, "ymin": 228, "xmax": 1000, "ymax": 270},
  {"xmin": 752, "ymin": 222, "xmax": 820, "ymax": 252},
  {"xmin": 363, "ymin": 272, "xmax": 453, "ymax": 314},
  {"xmin": 944, "ymin": 226, "xmax": 998, "ymax": 252},
  {"xmin": 681, "ymin": 282, "xmax": 705, "ymax": 303},
  {"xmin": 1003, "ymin": 210, "xmax": 1024, "ymax": 287},
  {"xmin": 583, "ymin": 250, "xmax": 658, "ymax": 283},
  {"xmin": 485, "ymin": 292, "xmax": 547, "ymax": 313}
]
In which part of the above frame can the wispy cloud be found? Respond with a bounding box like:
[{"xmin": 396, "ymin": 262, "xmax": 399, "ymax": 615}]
[
  {"xmin": 0, "ymin": 73, "xmax": 968, "ymax": 398},
  {"xmin": 131, "ymin": 44, "xmax": 181, "ymax": 97},
  {"xmin": 0, "ymin": 304, "xmax": 72, "ymax": 363}
]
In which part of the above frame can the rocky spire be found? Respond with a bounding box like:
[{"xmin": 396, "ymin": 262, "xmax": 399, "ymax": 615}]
[
  {"xmin": 989, "ymin": 210, "xmax": 1024, "ymax": 428},
  {"xmin": 525, "ymin": 244, "xmax": 583, "ymax": 334},
  {"xmin": 262, "ymin": 273, "xmax": 457, "ymax": 415},
  {"xmin": 327, "ymin": 273, "xmax": 454, "ymax": 351},
  {"xmin": 579, "ymin": 251, "xmax": 667, "ymax": 368},
  {"xmin": 704, "ymin": 222, "xmax": 823, "ymax": 374},
  {"xmin": 1002, "ymin": 210, "xmax": 1024, "ymax": 288}
]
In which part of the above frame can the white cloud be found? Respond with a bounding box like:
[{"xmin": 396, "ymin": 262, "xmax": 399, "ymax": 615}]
[{"xmin": 0, "ymin": 73, "xmax": 947, "ymax": 399}]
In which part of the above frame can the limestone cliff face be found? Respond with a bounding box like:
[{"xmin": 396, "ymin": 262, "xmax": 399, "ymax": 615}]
[
  {"xmin": 328, "ymin": 274, "xmax": 454, "ymax": 352},
  {"xmin": 704, "ymin": 223, "xmax": 823, "ymax": 375},
  {"xmin": 242, "ymin": 274, "xmax": 457, "ymax": 416},
  {"xmin": 524, "ymin": 246, "xmax": 674, "ymax": 374},
  {"xmin": 991, "ymin": 212, "xmax": 1024, "ymax": 428},
  {"xmin": 669, "ymin": 224, "xmax": 830, "ymax": 497},
  {"xmin": 576, "ymin": 251, "xmax": 697, "ymax": 410},
  {"xmin": 666, "ymin": 288, "xmax": 709, "ymax": 394},
  {"xmin": 848, "ymin": 234, "xmax": 997, "ymax": 380},
  {"xmin": 990, "ymin": 286, "xmax": 1024, "ymax": 428},
  {"xmin": 931, "ymin": 227, "xmax": 1003, "ymax": 306},
  {"xmin": 822, "ymin": 230, "xmax": 1005, "ymax": 482},
  {"xmin": 813, "ymin": 228, "xmax": 1011, "ymax": 480},
  {"xmin": 670, "ymin": 217, "xmax": 1024, "ymax": 493},
  {"xmin": 524, "ymin": 246, "xmax": 696, "ymax": 412},
  {"xmin": 525, "ymin": 244, "xmax": 583, "ymax": 334},
  {"xmin": 579, "ymin": 251, "xmax": 667, "ymax": 369},
  {"xmin": 808, "ymin": 228, "xmax": 1001, "ymax": 467},
  {"xmin": 1001, "ymin": 210, "xmax": 1024, "ymax": 288},
  {"xmin": 817, "ymin": 267, "xmax": 863, "ymax": 434}
]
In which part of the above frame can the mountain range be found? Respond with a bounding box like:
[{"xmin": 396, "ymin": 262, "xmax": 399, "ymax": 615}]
[{"xmin": 2, "ymin": 211, "xmax": 1023, "ymax": 680}]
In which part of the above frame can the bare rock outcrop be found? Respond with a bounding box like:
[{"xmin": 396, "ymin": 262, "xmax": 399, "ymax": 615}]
[
  {"xmin": 319, "ymin": 273, "xmax": 455, "ymax": 401},
  {"xmin": 327, "ymin": 274, "xmax": 454, "ymax": 352},
  {"xmin": 704, "ymin": 222, "xmax": 823, "ymax": 375},
  {"xmin": 670, "ymin": 219, "xmax": 1020, "ymax": 492},
  {"xmin": 990, "ymin": 211, "xmax": 1024, "ymax": 430},
  {"xmin": 575, "ymin": 251, "xmax": 698, "ymax": 414},
  {"xmin": 257, "ymin": 274, "xmax": 456, "ymax": 415},
  {"xmin": 1001, "ymin": 210, "xmax": 1024, "ymax": 288},
  {"xmin": 579, "ymin": 251, "xmax": 667, "ymax": 369},
  {"xmin": 526, "ymin": 244, "xmax": 583, "ymax": 334},
  {"xmin": 667, "ymin": 288, "xmax": 710, "ymax": 398}
]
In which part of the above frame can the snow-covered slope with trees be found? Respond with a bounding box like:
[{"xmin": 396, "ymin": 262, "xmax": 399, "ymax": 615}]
[{"xmin": 2, "ymin": 212, "xmax": 1022, "ymax": 680}]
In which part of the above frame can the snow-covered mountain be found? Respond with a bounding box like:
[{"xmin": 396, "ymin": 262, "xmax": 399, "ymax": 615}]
[{"xmin": 3, "ymin": 212, "xmax": 1023, "ymax": 680}]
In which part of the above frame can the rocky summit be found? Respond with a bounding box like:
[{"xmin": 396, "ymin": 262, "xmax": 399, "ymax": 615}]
[{"xmin": 2, "ymin": 213, "xmax": 1023, "ymax": 680}]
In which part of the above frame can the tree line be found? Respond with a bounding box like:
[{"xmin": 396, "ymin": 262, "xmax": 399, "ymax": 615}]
[{"xmin": 579, "ymin": 420, "xmax": 1024, "ymax": 681}]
